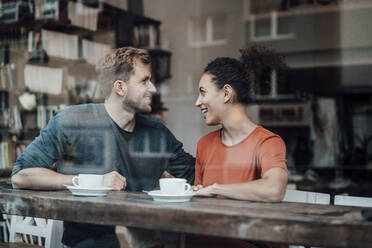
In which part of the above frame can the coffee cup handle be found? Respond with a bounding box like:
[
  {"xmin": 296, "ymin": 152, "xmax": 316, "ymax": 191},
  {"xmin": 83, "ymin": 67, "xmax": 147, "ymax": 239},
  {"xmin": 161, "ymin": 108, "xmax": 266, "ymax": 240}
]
[
  {"xmin": 185, "ymin": 183, "xmax": 191, "ymax": 192},
  {"xmin": 72, "ymin": 176, "xmax": 79, "ymax": 187}
]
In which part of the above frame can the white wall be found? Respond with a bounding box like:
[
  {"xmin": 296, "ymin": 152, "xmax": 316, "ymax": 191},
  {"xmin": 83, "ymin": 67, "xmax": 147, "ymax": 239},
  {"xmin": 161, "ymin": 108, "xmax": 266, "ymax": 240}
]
[{"xmin": 143, "ymin": 0, "xmax": 245, "ymax": 155}]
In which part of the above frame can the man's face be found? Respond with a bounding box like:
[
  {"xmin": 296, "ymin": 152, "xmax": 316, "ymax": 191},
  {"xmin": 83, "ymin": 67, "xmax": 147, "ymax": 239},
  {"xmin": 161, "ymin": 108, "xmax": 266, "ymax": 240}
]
[{"xmin": 122, "ymin": 61, "xmax": 156, "ymax": 113}]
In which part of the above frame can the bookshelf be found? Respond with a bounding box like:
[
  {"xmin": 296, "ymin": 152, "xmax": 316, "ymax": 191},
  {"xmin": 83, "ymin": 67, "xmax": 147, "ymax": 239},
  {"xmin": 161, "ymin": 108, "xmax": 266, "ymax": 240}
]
[{"xmin": 0, "ymin": 0, "xmax": 172, "ymax": 171}]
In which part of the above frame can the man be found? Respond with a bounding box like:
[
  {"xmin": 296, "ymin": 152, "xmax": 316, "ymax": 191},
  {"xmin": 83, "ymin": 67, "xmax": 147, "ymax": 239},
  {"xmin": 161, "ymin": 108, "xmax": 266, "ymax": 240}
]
[{"xmin": 11, "ymin": 47, "xmax": 195, "ymax": 248}]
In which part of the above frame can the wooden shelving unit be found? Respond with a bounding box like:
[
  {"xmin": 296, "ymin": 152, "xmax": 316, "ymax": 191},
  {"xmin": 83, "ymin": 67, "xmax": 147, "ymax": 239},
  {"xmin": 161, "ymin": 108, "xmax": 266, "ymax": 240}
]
[{"xmin": 0, "ymin": 0, "xmax": 172, "ymax": 171}]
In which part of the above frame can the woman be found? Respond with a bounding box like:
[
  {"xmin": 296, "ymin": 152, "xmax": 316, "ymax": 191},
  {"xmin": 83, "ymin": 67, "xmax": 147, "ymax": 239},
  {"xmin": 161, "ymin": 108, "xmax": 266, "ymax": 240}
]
[
  {"xmin": 187, "ymin": 45, "xmax": 289, "ymax": 248},
  {"xmin": 193, "ymin": 45, "xmax": 288, "ymax": 202}
]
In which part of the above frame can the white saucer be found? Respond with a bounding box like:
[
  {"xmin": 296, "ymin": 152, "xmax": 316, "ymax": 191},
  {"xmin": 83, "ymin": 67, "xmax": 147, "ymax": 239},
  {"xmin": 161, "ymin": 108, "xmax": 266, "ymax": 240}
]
[
  {"xmin": 147, "ymin": 190, "xmax": 195, "ymax": 202},
  {"xmin": 64, "ymin": 185, "xmax": 113, "ymax": 197}
]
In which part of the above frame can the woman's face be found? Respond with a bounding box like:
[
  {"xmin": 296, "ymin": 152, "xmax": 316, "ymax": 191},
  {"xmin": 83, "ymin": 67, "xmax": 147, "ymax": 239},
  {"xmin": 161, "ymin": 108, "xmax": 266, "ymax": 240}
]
[{"xmin": 195, "ymin": 73, "xmax": 226, "ymax": 125}]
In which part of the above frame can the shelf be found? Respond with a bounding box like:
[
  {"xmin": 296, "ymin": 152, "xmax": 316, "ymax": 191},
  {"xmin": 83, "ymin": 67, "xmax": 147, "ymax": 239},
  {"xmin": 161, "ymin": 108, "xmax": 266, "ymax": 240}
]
[
  {"xmin": 156, "ymin": 74, "xmax": 172, "ymax": 83},
  {"xmin": 246, "ymin": 1, "xmax": 372, "ymax": 20},
  {"xmin": 262, "ymin": 122, "xmax": 311, "ymax": 128},
  {"xmin": 1, "ymin": 88, "xmax": 70, "ymax": 100},
  {"xmin": 15, "ymin": 140, "xmax": 33, "ymax": 145},
  {"xmin": 9, "ymin": 48, "xmax": 99, "ymax": 70},
  {"xmin": 147, "ymin": 48, "xmax": 172, "ymax": 56},
  {"xmin": 131, "ymin": 13, "xmax": 161, "ymax": 26},
  {"xmin": 0, "ymin": 18, "xmax": 96, "ymax": 35},
  {"xmin": 33, "ymin": 56, "xmax": 98, "ymax": 70},
  {"xmin": 0, "ymin": 128, "xmax": 21, "ymax": 133},
  {"xmin": 70, "ymin": 96, "xmax": 104, "ymax": 104},
  {"xmin": 251, "ymin": 97, "xmax": 308, "ymax": 104},
  {"xmin": 0, "ymin": 168, "xmax": 12, "ymax": 178},
  {"xmin": 0, "ymin": 0, "xmax": 171, "ymax": 167},
  {"xmin": 21, "ymin": 128, "xmax": 41, "ymax": 132}
]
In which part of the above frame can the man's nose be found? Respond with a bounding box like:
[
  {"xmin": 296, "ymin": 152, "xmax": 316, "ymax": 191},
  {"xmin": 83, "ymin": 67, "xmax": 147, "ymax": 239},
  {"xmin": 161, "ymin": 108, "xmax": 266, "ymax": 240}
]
[{"xmin": 148, "ymin": 81, "xmax": 157, "ymax": 93}]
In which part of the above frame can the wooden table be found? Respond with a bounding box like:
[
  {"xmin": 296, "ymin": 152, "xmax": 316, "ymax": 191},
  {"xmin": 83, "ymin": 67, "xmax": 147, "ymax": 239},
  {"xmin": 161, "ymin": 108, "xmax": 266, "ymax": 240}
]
[{"xmin": 0, "ymin": 185, "xmax": 372, "ymax": 248}]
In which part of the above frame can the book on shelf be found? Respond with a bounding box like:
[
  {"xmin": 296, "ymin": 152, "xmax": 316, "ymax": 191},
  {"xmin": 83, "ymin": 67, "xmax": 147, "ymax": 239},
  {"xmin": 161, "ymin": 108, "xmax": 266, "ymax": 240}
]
[
  {"xmin": 24, "ymin": 64, "xmax": 64, "ymax": 95},
  {"xmin": 68, "ymin": 1, "xmax": 99, "ymax": 31},
  {"xmin": 7, "ymin": 65, "xmax": 15, "ymax": 89},
  {"xmin": 35, "ymin": 0, "xmax": 61, "ymax": 20},
  {"xmin": 80, "ymin": 80, "xmax": 100, "ymax": 99},
  {"xmin": 16, "ymin": 143, "xmax": 26, "ymax": 159},
  {"xmin": 0, "ymin": 45, "xmax": 10, "ymax": 65},
  {"xmin": 27, "ymin": 31, "xmax": 42, "ymax": 53},
  {"xmin": 133, "ymin": 24, "xmax": 159, "ymax": 48},
  {"xmin": 67, "ymin": 76, "xmax": 102, "ymax": 99},
  {"xmin": 0, "ymin": 142, "xmax": 11, "ymax": 169},
  {"xmin": 12, "ymin": 106, "xmax": 22, "ymax": 131},
  {"xmin": 37, "ymin": 105, "xmax": 59, "ymax": 129},
  {"xmin": 67, "ymin": 75, "xmax": 78, "ymax": 96},
  {"xmin": 0, "ymin": 91, "xmax": 9, "ymax": 129},
  {"xmin": 0, "ymin": 105, "xmax": 22, "ymax": 131},
  {"xmin": 0, "ymin": 110, "xmax": 10, "ymax": 129},
  {"xmin": 116, "ymin": 15, "xmax": 132, "ymax": 46},
  {"xmin": 152, "ymin": 55, "xmax": 170, "ymax": 83},
  {"xmin": 82, "ymin": 39, "xmax": 111, "ymax": 65},
  {"xmin": 33, "ymin": 30, "xmax": 110, "ymax": 62},
  {"xmin": 0, "ymin": 65, "xmax": 16, "ymax": 90},
  {"xmin": 0, "ymin": 92, "xmax": 8, "ymax": 110},
  {"xmin": 0, "ymin": 0, "xmax": 33, "ymax": 24},
  {"xmin": 21, "ymin": 104, "xmax": 66, "ymax": 130},
  {"xmin": 41, "ymin": 29, "xmax": 80, "ymax": 60},
  {"xmin": 0, "ymin": 29, "xmax": 28, "ymax": 51}
]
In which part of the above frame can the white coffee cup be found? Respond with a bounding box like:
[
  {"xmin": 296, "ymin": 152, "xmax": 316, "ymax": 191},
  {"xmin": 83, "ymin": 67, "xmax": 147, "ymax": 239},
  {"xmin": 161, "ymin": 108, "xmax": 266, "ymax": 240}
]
[
  {"xmin": 159, "ymin": 178, "xmax": 191, "ymax": 195},
  {"xmin": 72, "ymin": 174, "xmax": 104, "ymax": 188}
]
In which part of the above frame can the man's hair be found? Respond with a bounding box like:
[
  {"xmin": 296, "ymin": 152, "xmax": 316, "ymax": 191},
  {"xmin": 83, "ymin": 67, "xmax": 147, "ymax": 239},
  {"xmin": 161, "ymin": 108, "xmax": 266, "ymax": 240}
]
[{"xmin": 96, "ymin": 47, "xmax": 151, "ymax": 98}]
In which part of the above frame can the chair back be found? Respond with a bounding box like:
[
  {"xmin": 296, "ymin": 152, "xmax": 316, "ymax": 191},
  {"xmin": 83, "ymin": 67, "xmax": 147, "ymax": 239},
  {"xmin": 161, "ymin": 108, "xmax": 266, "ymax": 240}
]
[
  {"xmin": 9, "ymin": 215, "xmax": 63, "ymax": 248},
  {"xmin": 0, "ymin": 214, "xmax": 11, "ymax": 242},
  {"xmin": 334, "ymin": 195, "xmax": 372, "ymax": 207},
  {"xmin": 283, "ymin": 190, "xmax": 330, "ymax": 248},
  {"xmin": 282, "ymin": 189, "xmax": 330, "ymax": 205}
]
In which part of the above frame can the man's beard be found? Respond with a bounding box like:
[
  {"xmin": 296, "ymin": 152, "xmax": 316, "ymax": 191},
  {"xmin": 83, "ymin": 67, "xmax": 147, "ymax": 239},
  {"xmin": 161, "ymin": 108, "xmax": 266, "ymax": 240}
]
[{"xmin": 122, "ymin": 96, "xmax": 151, "ymax": 113}]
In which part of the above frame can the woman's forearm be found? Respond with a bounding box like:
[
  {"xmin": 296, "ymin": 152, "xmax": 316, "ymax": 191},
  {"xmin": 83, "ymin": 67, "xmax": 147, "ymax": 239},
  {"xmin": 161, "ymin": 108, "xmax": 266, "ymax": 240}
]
[
  {"xmin": 211, "ymin": 179, "xmax": 285, "ymax": 202},
  {"xmin": 200, "ymin": 168, "xmax": 288, "ymax": 202}
]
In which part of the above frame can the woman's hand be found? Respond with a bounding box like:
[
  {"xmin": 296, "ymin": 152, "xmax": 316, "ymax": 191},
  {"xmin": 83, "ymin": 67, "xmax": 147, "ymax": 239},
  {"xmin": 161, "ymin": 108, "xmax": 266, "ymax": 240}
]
[
  {"xmin": 194, "ymin": 184, "xmax": 217, "ymax": 197},
  {"xmin": 192, "ymin": 184, "xmax": 203, "ymax": 191}
]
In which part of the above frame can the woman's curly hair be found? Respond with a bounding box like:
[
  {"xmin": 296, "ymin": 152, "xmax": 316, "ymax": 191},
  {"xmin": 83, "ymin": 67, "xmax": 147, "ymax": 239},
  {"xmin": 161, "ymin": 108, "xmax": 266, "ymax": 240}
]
[{"xmin": 203, "ymin": 45, "xmax": 287, "ymax": 104}]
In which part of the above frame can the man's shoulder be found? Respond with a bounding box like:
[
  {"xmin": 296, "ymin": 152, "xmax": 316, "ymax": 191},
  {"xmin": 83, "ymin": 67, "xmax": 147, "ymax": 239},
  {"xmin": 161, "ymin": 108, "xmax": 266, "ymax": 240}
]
[
  {"xmin": 57, "ymin": 103, "xmax": 100, "ymax": 116},
  {"xmin": 56, "ymin": 104, "xmax": 109, "ymax": 128}
]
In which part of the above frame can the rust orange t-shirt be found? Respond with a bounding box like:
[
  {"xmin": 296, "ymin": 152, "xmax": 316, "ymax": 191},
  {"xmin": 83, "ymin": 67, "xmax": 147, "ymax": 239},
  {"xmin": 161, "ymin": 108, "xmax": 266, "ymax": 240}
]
[{"xmin": 195, "ymin": 126, "xmax": 287, "ymax": 186}]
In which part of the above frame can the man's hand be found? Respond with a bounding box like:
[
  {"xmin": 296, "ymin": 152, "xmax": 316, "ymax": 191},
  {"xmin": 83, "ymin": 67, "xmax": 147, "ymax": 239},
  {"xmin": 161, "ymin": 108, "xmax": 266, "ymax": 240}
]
[{"xmin": 104, "ymin": 171, "xmax": 127, "ymax": 190}]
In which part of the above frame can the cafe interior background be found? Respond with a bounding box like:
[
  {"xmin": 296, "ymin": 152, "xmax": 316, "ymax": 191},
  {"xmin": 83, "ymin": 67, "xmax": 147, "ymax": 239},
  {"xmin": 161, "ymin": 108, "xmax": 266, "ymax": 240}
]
[{"xmin": 0, "ymin": 0, "xmax": 371, "ymax": 197}]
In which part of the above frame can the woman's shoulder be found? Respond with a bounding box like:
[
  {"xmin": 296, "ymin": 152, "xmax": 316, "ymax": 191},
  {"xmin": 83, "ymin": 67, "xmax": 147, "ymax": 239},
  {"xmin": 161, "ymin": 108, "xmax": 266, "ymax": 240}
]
[
  {"xmin": 254, "ymin": 126, "xmax": 285, "ymax": 146},
  {"xmin": 197, "ymin": 129, "xmax": 220, "ymax": 145},
  {"xmin": 254, "ymin": 126, "xmax": 278, "ymax": 137}
]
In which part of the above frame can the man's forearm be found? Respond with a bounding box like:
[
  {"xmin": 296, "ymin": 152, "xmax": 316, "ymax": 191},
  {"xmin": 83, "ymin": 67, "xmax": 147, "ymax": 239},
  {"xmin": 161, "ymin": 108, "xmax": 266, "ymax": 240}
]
[{"xmin": 12, "ymin": 167, "xmax": 74, "ymax": 190}]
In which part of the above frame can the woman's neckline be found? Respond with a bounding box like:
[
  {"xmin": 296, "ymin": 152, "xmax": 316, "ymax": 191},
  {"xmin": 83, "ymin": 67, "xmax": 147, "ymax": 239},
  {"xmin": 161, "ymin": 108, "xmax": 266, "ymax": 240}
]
[{"xmin": 219, "ymin": 126, "xmax": 260, "ymax": 148}]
